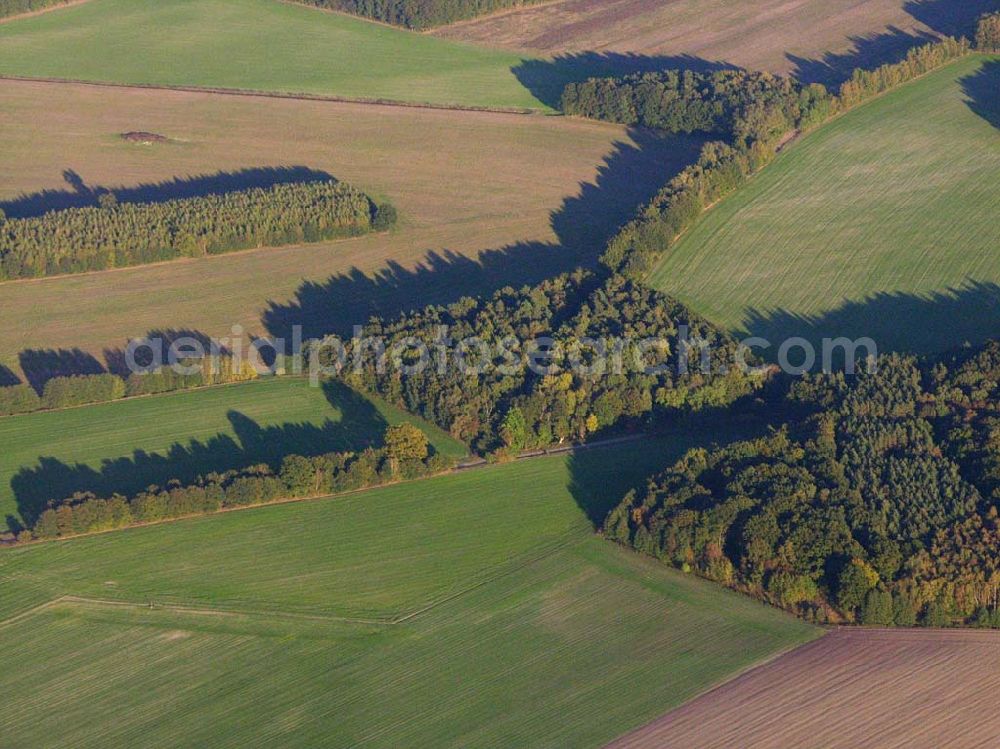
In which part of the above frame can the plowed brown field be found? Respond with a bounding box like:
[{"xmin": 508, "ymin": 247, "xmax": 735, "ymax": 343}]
[
  {"xmin": 436, "ymin": 0, "xmax": 982, "ymax": 78},
  {"xmin": 608, "ymin": 627, "xmax": 1000, "ymax": 749}
]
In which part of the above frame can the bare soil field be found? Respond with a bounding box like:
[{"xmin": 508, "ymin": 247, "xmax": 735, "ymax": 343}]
[
  {"xmin": 0, "ymin": 79, "xmax": 701, "ymax": 377},
  {"xmin": 436, "ymin": 0, "xmax": 994, "ymax": 83},
  {"xmin": 608, "ymin": 627, "xmax": 1000, "ymax": 749}
]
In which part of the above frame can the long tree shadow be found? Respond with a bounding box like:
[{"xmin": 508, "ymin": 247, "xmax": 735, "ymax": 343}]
[
  {"xmin": 512, "ymin": 51, "xmax": 733, "ymax": 109},
  {"xmin": 786, "ymin": 26, "xmax": 939, "ymax": 88},
  {"xmin": 567, "ymin": 416, "xmax": 769, "ymax": 528},
  {"xmin": 0, "ymin": 365, "xmax": 21, "ymax": 388},
  {"xmin": 18, "ymin": 348, "xmax": 106, "ymax": 393},
  {"xmin": 963, "ymin": 59, "xmax": 1000, "ymax": 131},
  {"xmin": 0, "ymin": 166, "xmax": 334, "ymax": 219},
  {"xmin": 740, "ymin": 280, "xmax": 1000, "ymax": 360},
  {"xmin": 10, "ymin": 380, "xmax": 388, "ymax": 528},
  {"xmin": 103, "ymin": 329, "xmax": 233, "ymax": 376},
  {"xmin": 904, "ymin": 0, "xmax": 1000, "ymax": 38},
  {"xmin": 14, "ymin": 329, "xmax": 231, "ymax": 390},
  {"xmin": 787, "ymin": 0, "xmax": 1000, "ymax": 88},
  {"xmin": 264, "ymin": 128, "xmax": 706, "ymax": 344}
]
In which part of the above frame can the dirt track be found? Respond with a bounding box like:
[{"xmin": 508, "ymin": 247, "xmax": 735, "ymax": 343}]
[{"xmin": 607, "ymin": 627, "xmax": 1000, "ymax": 748}]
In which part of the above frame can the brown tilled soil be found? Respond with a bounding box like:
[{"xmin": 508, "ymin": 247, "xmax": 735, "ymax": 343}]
[
  {"xmin": 607, "ymin": 627, "xmax": 1000, "ymax": 749},
  {"xmin": 434, "ymin": 0, "xmax": 956, "ymax": 76}
]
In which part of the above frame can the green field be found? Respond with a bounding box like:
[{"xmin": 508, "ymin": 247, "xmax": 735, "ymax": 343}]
[
  {"xmin": 0, "ymin": 0, "xmax": 551, "ymax": 109},
  {"xmin": 649, "ymin": 55, "xmax": 1000, "ymax": 354},
  {"xmin": 0, "ymin": 440, "xmax": 818, "ymax": 747},
  {"xmin": 0, "ymin": 376, "xmax": 465, "ymax": 531}
]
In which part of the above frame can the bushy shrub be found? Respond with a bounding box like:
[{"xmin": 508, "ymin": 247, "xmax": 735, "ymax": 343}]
[
  {"xmin": 372, "ymin": 202, "xmax": 398, "ymax": 231},
  {"xmin": 41, "ymin": 374, "xmax": 125, "ymax": 409},
  {"xmin": 977, "ymin": 11, "xmax": 1000, "ymax": 52},
  {"xmin": 0, "ymin": 383, "xmax": 42, "ymax": 416}
]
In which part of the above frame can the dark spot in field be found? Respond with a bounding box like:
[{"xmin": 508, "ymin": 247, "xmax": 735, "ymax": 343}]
[{"xmin": 120, "ymin": 131, "xmax": 168, "ymax": 144}]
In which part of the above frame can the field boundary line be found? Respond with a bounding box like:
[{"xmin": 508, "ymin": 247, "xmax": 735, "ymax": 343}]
[
  {"xmin": 0, "ymin": 596, "xmax": 69, "ymax": 629},
  {"xmin": 0, "ymin": 75, "xmax": 548, "ymax": 115},
  {"xmin": 60, "ymin": 595, "xmax": 397, "ymax": 625},
  {"xmin": 0, "ymin": 536, "xmax": 583, "ymax": 628},
  {"xmin": 0, "ymin": 594, "xmax": 396, "ymax": 627},
  {"xmin": 605, "ymin": 626, "xmax": 830, "ymax": 747}
]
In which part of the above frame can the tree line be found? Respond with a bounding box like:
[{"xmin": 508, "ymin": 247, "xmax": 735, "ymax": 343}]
[
  {"xmin": 0, "ymin": 357, "xmax": 259, "ymax": 417},
  {"xmin": 295, "ymin": 0, "xmax": 543, "ymax": 30},
  {"xmin": 605, "ymin": 340, "xmax": 1000, "ymax": 628},
  {"xmin": 25, "ymin": 423, "xmax": 447, "ymax": 541},
  {"xmin": 563, "ymin": 37, "xmax": 973, "ymax": 281},
  {"xmin": 0, "ymin": 179, "xmax": 393, "ymax": 281}
]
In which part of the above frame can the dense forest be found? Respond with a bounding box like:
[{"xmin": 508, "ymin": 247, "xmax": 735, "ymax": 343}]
[
  {"xmin": 0, "ymin": 180, "xmax": 390, "ymax": 280},
  {"xmin": 326, "ymin": 270, "xmax": 762, "ymax": 454},
  {"xmin": 562, "ymin": 69, "xmax": 830, "ymax": 140},
  {"xmin": 28, "ymin": 423, "xmax": 451, "ymax": 540},
  {"xmin": 606, "ymin": 341, "xmax": 1000, "ymax": 627},
  {"xmin": 296, "ymin": 0, "xmax": 544, "ymax": 29}
]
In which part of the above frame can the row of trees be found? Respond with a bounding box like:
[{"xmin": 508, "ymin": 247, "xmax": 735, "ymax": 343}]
[
  {"xmin": 0, "ymin": 357, "xmax": 259, "ymax": 417},
  {"xmin": 322, "ymin": 270, "xmax": 762, "ymax": 454},
  {"xmin": 566, "ymin": 38, "xmax": 972, "ymax": 281},
  {"xmin": 837, "ymin": 37, "xmax": 970, "ymax": 108},
  {"xmin": 296, "ymin": 0, "xmax": 542, "ymax": 29},
  {"xmin": 26, "ymin": 423, "xmax": 445, "ymax": 540},
  {"xmin": 0, "ymin": 180, "xmax": 391, "ymax": 280},
  {"xmin": 605, "ymin": 341, "xmax": 1000, "ymax": 628}
]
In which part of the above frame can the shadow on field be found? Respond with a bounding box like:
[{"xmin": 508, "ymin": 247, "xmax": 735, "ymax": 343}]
[
  {"xmin": 0, "ymin": 166, "xmax": 334, "ymax": 219},
  {"xmin": 740, "ymin": 280, "xmax": 1000, "ymax": 359},
  {"xmin": 18, "ymin": 348, "xmax": 106, "ymax": 393},
  {"xmin": 0, "ymin": 365, "xmax": 21, "ymax": 388},
  {"xmin": 566, "ymin": 417, "xmax": 768, "ymax": 528},
  {"xmin": 103, "ymin": 329, "xmax": 233, "ymax": 376},
  {"xmin": 511, "ymin": 52, "xmax": 732, "ymax": 109},
  {"xmin": 905, "ymin": 0, "xmax": 1000, "ymax": 38},
  {"xmin": 962, "ymin": 60, "xmax": 1000, "ymax": 131},
  {"xmin": 263, "ymin": 128, "xmax": 706, "ymax": 344},
  {"xmin": 14, "ymin": 330, "xmax": 231, "ymax": 391},
  {"xmin": 786, "ymin": 0, "xmax": 1000, "ymax": 88},
  {"xmin": 9, "ymin": 380, "xmax": 386, "ymax": 529},
  {"xmin": 786, "ymin": 27, "xmax": 939, "ymax": 88}
]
